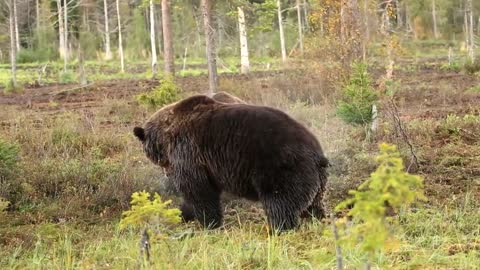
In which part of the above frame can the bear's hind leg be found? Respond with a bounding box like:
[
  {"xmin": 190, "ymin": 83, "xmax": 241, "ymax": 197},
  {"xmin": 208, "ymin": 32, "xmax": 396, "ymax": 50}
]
[
  {"xmin": 261, "ymin": 195, "xmax": 301, "ymax": 233},
  {"xmin": 301, "ymin": 190, "xmax": 326, "ymax": 221}
]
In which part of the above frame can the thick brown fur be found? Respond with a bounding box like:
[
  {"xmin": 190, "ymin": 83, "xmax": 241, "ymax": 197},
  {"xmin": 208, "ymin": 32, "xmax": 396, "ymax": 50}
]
[{"xmin": 134, "ymin": 95, "xmax": 329, "ymax": 232}]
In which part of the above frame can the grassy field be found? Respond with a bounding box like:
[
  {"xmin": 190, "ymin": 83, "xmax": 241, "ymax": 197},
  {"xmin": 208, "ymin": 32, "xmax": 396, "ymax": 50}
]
[{"xmin": 1, "ymin": 46, "xmax": 480, "ymax": 269}]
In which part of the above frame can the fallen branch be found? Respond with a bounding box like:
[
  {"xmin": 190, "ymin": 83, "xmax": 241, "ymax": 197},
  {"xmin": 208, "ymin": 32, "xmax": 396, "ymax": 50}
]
[{"xmin": 387, "ymin": 98, "xmax": 419, "ymax": 172}]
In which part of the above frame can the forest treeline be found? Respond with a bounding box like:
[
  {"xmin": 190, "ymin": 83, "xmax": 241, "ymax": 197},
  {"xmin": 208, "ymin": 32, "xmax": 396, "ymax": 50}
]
[{"xmin": 0, "ymin": 0, "xmax": 478, "ymax": 89}]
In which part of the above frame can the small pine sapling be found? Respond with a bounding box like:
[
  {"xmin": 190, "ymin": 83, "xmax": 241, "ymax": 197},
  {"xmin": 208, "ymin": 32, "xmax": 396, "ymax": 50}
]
[
  {"xmin": 119, "ymin": 191, "xmax": 181, "ymax": 230},
  {"xmin": 335, "ymin": 143, "xmax": 426, "ymax": 268},
  {"xmin": 136, "ymin": 76, "xmax": 180, "ymax": 108},
  {"xmin": 336, "ymin": 62, "xmax": 378, "ymax": 126}
]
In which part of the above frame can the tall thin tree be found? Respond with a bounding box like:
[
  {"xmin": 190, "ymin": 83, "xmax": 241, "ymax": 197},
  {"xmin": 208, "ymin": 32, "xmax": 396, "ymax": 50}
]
[
  {"xmin": 296, "ymin": 0, "xmax": 304, "ymax": 57},
  {"xmin": 202, "ymin": 0, "xmax": 218, "ymax": 94},
  {"xmin": 277, "ymin": 0, "xmax": 286, "ymax": 63},
  {"xmin": 149, "ymin": 0, "xmax": 158, "ymax": 76},
  {"xmin": 9, "ymin": 0, "xmax": 17, "ymax": 89},
  {"xmin": 466, "ymin": 0, "xmax": 475, "ymax": 63},
  {"xmin": 63, "ymin": 0, "xmax": 68, "ymax": 72},
  {"xmin": 116, "ymin": 0, "xmax": 124, "ymax": 72},
  {"xmin": 57, "ymin": 0, "xmax": 65, "ymax": 59},
  {"xmin": 238, "ymin": 6, "xmax": 249, "ymax": 73},
  {"xmin": 432, "ymin": 0, "xmax": 439, "ymax": 39},
  {"xmin": 13, "ymin": 0, "xmax": 20, "ymax": 51},
  {"xmin": 162, "ymin": 0, "xmax": 175, "ymax": 76},
  {"xmin": 103, "ymin": 0, "xmax": 112, "ymax": 60}
]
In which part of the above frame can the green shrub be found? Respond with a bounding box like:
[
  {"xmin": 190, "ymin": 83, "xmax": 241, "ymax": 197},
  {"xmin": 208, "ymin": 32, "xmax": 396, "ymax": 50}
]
[
  {"xmin": 440, "ymin": 62, "xmax": 461, "ymax": 72},
  {"xmin": 0, "ymin": 138, "xmax": 19, "ymax": 177},
  {"xmin": 16, "ymin": 49, "xmax": 40, "ymax": 64},
  {"xmin": 463, "ymin": 60, "xmax": 480, "ymax": 75},
  {"xmin": 4, "ymin": 80, "xmax": 23, "ymax": 94},
  {"xmin": 335, "ymin": 143, "xmax": 426, "ymax": 267},
  {"xmin": 136, "ymin": 76, "xmax": 181, "ymax": 108},
  {"xmin": 59, "ymin": 71, "xmax": 76, "ymax": 84},
  {"xmin": 467, "ymin": 85, "xmax": 480, "ymax": 93},
  {"xmin": 336, "ymin": 62, "xmax": 378, "ymax": 125},
  {"xmin": 0, "ymin": 197, "xmax": 9, "ymax": 217}
]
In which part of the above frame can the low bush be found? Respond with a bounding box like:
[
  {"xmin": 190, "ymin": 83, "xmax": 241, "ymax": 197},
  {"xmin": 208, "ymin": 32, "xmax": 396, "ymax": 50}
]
[
  {"xmin": 463, "ymin": 60, "xmax": 480, "ymax": 75},
  {"xmin": 136, "ymin": 76, "xmax": 181, "ymax": 108}
]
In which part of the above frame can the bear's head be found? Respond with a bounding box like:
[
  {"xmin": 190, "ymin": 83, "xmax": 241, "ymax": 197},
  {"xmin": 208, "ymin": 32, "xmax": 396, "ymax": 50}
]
[{"xmin": 133, "ymin": 95, "xmax": 217, "ymax": 167}]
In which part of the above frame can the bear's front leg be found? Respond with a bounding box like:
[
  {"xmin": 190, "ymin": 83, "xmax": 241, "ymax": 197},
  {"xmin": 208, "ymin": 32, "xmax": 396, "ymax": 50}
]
[
  {"xmin": 173, "ymin": 165, "xmax": 223, "ymax": 229},
  {"xmin": 183, "ymin": 195, "xmax": 222, "ymax": 229},
  {"xmin": 180, "ymin": 201, "xmax": 195, "ymax": 222}
]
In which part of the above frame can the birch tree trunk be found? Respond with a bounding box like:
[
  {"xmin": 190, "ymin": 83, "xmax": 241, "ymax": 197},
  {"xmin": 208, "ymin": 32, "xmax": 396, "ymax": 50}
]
[
  {"xmin": 162, "ymin": 0, "xmax": 175, "ymax": 76},
  {"xmin": 363, "ymin": 0, "xmax": 369, "ymax": 61},
  {"xmin": 149, "ymin": 0, "xmax": 157, "ymax": 76},
  {"xmin": 464, "ymin": 6, "xmax": 468, "ymax": 48},
  {"xmin": 63, "ymin": 0, "xmax": 68, "ymax": 71},
  {"xmin": 432, "ymin": 0, "xmax": 439, "ymax": 39},
  {"xmin": 13, "ymin": 0, "xmax": 20, "ymax": 51},
  {"xmin": 201, "ymin": 0, "xmax": 218, "ymax": 94},
  {"xmin": 237, "ymin": 6, "xmax": 250, "ymax": 73},
  {"xmin": 296, "ymin": 0, "xmax": 304, "ymax": 57},
  {"xmin": 36, "ymin": 0, "xmax": 40, "ymax": 28},
  {"xmin": 103, "ymin": 0, "xmax": 112, "ymax": 60},
  {"xmin": 116, "ymin": 0, "xmax": 124, "ymax": 72},
  {"xmin": 277, "ymin": 0, "xmax": 287, "ymax": 63},
  {"xmin": 9, "ymin": 0, "xmax": 17, "ymax": 89},
  {"xmin": 57, "ymin": 0, "xmax": 65, "ymax": 59},
  {"xmin": 303, "ymin": 0, "xmax": 309, "ymax": 31},
  {"xmin": 340, "ymin": 0, "xmax": 345, "ymax": 43},
  {"xmin": 467, "ymin": 0, "xmax": 475, "ymax": 62}
]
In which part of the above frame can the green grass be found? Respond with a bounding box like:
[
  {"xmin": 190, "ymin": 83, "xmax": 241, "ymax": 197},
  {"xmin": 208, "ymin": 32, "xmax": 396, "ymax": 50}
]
[{"xmin": 1, "ymin": 197, "xmax": 478, "ymax": 269}]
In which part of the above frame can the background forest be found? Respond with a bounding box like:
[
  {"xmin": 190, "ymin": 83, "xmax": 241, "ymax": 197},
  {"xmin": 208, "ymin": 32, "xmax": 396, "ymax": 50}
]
[{"xmin": 0, "ymin": 0, "xmax": 479, "ymax": 269}]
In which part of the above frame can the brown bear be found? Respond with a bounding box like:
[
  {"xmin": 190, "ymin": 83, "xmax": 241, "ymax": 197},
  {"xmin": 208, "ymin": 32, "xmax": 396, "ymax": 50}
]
[{"xmin": 133, "ymin": 95, "xmax": 329, "ymax": 232}]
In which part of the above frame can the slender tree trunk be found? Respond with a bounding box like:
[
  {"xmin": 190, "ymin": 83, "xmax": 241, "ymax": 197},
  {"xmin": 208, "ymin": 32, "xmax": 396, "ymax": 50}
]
[
  {"xmin": 36, "ymin": 0, "xmax": 40, "ymax": 28},
  {"xmin": 162, "ymin": 0, "xmax": 175, "ymax": 76},
  {"xmin": 432, "ymin": 0, "xmax": 439, "ymax": 39},
  {"xmin": 156, "ymin": 5, "xmax": 163, "ymax": 56},
  {"xmin": 464, "ymin": 5, "xmax": 468, "ymax": 47},
  {"xmin": 296, "ymin": 0, "xmax": 304, "ymax": 57},
  {"xmin": 116, "ymin": 0, "xmax": 124, "ymax": 72},
  {"xmin": 57, "ymin": 0, "xmax": 65, "ymax": 59},
  {"xmin": 9, "ymin": 0, "xmax": 17, "ymax": 89},
  {"xmin": 103, "ymin": 0, "xmax": 112, "ymax": 60},
  {"xmin": 303, "ymin": 0, "xmax": 309, "ymax": 31},
  {"xmin": 340, "ymin": 0, "xmax": 345, "ymax": 43},
  {"xmin": 478, "ymin": 17, "xmax": 480, "ymax": 36},
  {"xmin": 201, "ymin": 0, "xmax": 218, "ymax": 94},
  {"xmin": 149, "ymin": 0, "xmax": 157, "ymax": 76},
  {"xmin": 238, "ymin": 6, "xmax": 250, "ymax": 73},
  {"xmin": 363, "ymin": 0, "xmax": 369, "ymax": 61},
  {"xmin": 277, "ymin": 0, "xmax": 287, "ymax": 63},
  {"xmin": 63, "ymin": 0, "xmax": 68, "ymax": 71},
  {"xmin": 13, "ymin": 0, "xmax": 20, "ymax": 51},
  {"xmin": 467, "ymin": 0, "xmax": 475, "ymax": 62}
]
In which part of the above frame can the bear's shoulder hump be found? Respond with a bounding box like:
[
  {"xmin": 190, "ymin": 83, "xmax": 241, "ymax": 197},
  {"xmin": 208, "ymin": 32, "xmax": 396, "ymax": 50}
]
[{"xmin": 173, "ymin": 95, "xmax": 216, "ymax": 114}]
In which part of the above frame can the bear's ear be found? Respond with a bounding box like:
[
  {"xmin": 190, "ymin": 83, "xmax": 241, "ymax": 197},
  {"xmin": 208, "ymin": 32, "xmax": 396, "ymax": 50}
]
[
  {"xmin": 133, "ymin": 127, "xmax": 146, "ymax": 142},
  {"xmin": 173, "ymin": 95, "xmax": 215, "ymax": 114}
]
